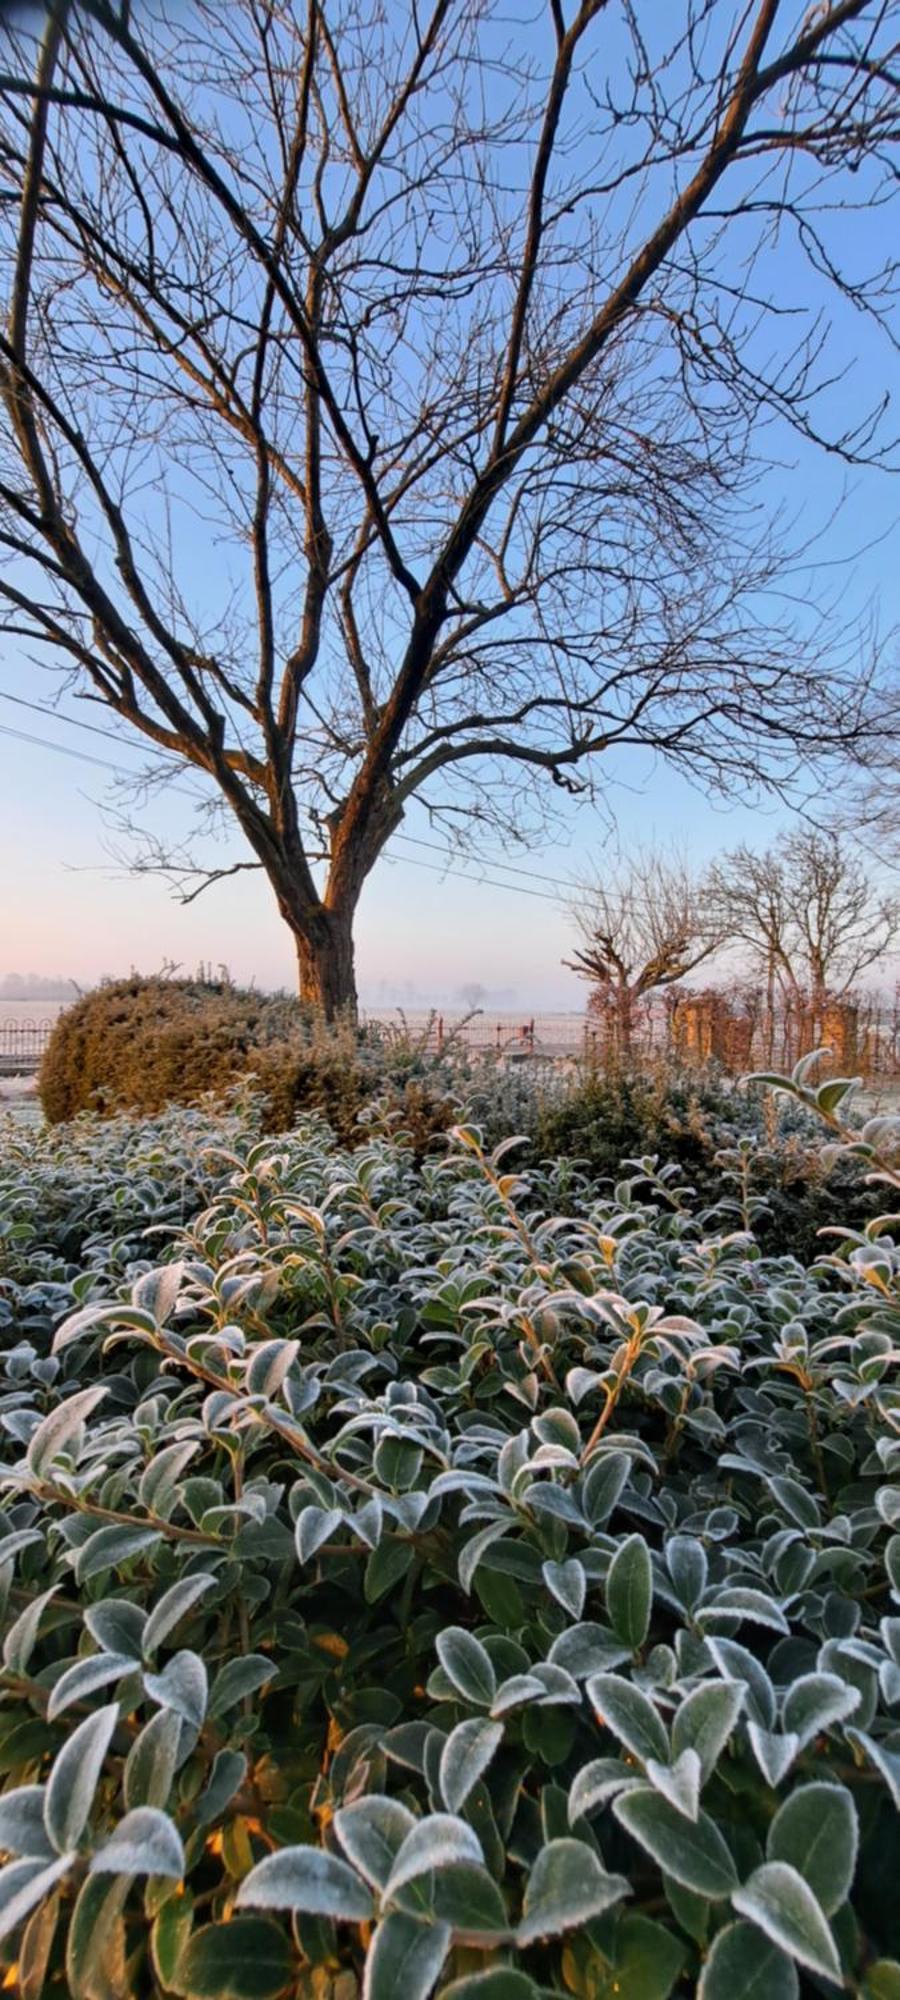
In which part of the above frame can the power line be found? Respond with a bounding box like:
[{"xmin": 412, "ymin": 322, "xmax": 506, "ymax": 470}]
[
  {"xmin": 0, "ymin": 693, "xmax": 585, "ymax": 896},
  {"xmin": 0, "ymin": 712, "xmax": 568, "ymax": 906}
]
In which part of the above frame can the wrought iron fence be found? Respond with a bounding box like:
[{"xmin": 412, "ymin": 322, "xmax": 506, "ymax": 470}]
[{"xmin": 0, "ymin": 1018, "xmax": 54, "ymax": 1070}]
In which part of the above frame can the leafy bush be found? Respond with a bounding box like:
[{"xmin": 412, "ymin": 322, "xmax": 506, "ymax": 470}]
[
  {"xmin": 38, "ymin": 978, "xmax": 461, "ymax": 1148},
  {"xmin": 38, "ymin": 977, "xmax": 309, "ymax": 1125},
  {"xmin": 2, "ymin": 1063, "xmax": 900, "ymax": 1997},
  {"xmin": 529, "ymin": 1059, "xmax": 881, "ymax": 1258}
]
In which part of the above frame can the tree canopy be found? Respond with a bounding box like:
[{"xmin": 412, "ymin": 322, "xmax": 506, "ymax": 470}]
[{"xmin": 1, "ymin": 0, "xmax": 898, "ymax": 1008}]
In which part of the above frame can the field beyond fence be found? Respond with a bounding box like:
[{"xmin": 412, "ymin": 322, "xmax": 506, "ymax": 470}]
[{"xmin": 4, "ymin": 985, "xmax": 900, "ymax": 1080}]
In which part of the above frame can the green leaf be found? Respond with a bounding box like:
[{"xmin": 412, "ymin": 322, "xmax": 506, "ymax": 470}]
[
  {"xmin": 438, "ymin": 1974, "xmax": 538, "ymax": 2000},
  {"xmin": 207, "ymin": 1654, "xmax": 277, "ymax": 1718},
  {"xmin": 568, "ymin": 1759, "xmax": 642, "ymax": 1821},
  {"xmin": 781, "ymin": 1673, "xmax": 860, "ymax": 1747},
  {"xmin": 385, "ymin": 1814, "xmax": 484, "ymax": 1899},
  {"xmin": 89, "ymin": 1806, "xmax": 184, "ymax": 1878},
  {"xmin": 26, "ymin": 1384, "xmax": 108, "ymax": 1478},
  {"xmin": 542, "ymin": 1559, "xmax": 586, "ymax": 1619},
  {"xmin": 362, "ymin": 1913, "xmax": 451, "ymax": 2000},
  {"xmin": 143, "ymin": 1648, "xmax": 208, "ymax": 1728},
  {"xmin": 333, "ymin": 1796, "xmax": 416, "ymax": 1890},
  {"xmin": 18, "ymin": 1882, "xmax": 60, "ymax": 2000},
  {"xmin": 0, "ymin": 1857, "xmax": 72, "ymax": 1946},
  {"xmin": 44, "ymin": 1702, "xmax": 118, "ymax": 1854},
  {"xmin": 439, "ymin": 1719, "xmax": 504, "ymax": 1815},
  {"xmin": 150, "ymin": 1891, "xmax": 194, "ymax": 1992},
  {"xmin": 64, "ymin": 1870, "xmax": 131, "ymax": 2000},
  {"xmin": 236, "ymin": 1846, "xmax": 374, "ymax": 1921},
  {"xmin": 732, "ymin": 1862, "xmax": 841, "ymax": 1983},
  {"xmin": 516, "ymin": 1837, "xmax": 629, "ymax": 1944},
  {"xmin": 766, "ymin": 1782, "xmax": 858, "ymax": 1917},
  {"xmin": 606, "ymin": 1913, "xmax": 687, "ymax": 2000},
  {"xmin": 582, "ymin": 1450, "xmax": 631, "ymax": 1525},
  {"xmin": 430, "ymin": 1863, "xmax": 509, "ymax": 1938},
  {"xmin": 606, "ymin": 1534, "xmax": 652, "ymax": 1650},
  {"xmin": 47, "ymin": 1650, "xmax": 136, "ymax": 1721},
  {"xmin": 587, "ymin": 1672, "xmax": 669, "ymax": 1764},
  {"xmin": 671, "ymin": 1680, "xmax": 744, "ymax": 1782},
  {"xmin": 364, "ymin": 1537, "xmax": 415, "ymax": 1603},
  {"xmin": 175, "ymin": 1916, "xmax": 294, "ymax": 1998},
  {"xmin": 0, "ymin": 1786, "xmax": 55, "ymax": 1861},
  {"xmin": 644, "ymin": 1750, "xmax": 701, "ymax": 1822},
  {"xmin": 2, "ymin": 1586, "xmax": 58, "ymax": 1676},
  {"xmin": 435, "ymin": 1628, "xmax": 496, "ymax": 1707},
  {"xmin": 613, "ymin": 1787, "xmax": 738, "ymax": 1899},
  {"xmin": 697, "ymin": 1921, "xmax": 799, "ymax": 1999},
  {"xmin": 142, "ymin": 1574, "xmax": 218, "ymax": 1656},
  {"xmin": 863, "ymin": 1963, "xmax": 900, "ymax": 2000},
  {"xmin": 74, "ymin": 1524, "xmax": 162, "ymax": 1584},
  {"xmin": 123, "ymin": 1707, "xmax": 181, "ymax": 1811},
  {"xmin": 846, "ymin": 1729, "xmax": 900, "ymax": 1809}
]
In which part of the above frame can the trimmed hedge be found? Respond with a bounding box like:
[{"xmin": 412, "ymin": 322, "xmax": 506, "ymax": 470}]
[{"xmin": 38, "ymin": 977, "xmax": 307, "ymax": 1124}]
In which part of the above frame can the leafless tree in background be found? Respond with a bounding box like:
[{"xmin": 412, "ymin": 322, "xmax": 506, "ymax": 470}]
[
  {"xmin": 565, "ymin": 849, "xmax": 722, "ymax": 1053},
  {"xmin": 1, "ymin": 1, "xmax": 898, "ymax": 1011},
  {"xmin": 710, "ymin": 827, "xmax": 900, "ymax": 1038}
]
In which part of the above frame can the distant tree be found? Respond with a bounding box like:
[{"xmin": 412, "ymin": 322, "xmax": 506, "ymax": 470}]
[
  {"xmin": 0, "ymin": 2, "xmax": 897, "ymax": 1012},
  {"xmin": 709, "ymin": 827, "xmax": 900, "ymax": 1035},
  {"xmin": 565, "ymin": 850, "xmax": 722, "ymax": 1054}
]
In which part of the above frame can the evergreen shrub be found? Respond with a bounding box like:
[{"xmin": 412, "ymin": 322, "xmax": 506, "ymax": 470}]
[{"xmin": 1, "ymin": 1057, "xmax": 900, "ymax": 1995}]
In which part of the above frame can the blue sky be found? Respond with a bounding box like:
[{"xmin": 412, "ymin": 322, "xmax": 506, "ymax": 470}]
[
  {"xmin": 1, "ymin": 418, "xmax": 897, "ymax": 1008},
  {"xmin": 1, "ymin": 8, "xmax": 898, "ymax": 1009}
]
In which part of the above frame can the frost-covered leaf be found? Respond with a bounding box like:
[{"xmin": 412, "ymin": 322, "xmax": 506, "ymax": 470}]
[
  {"xmin": 0, "ymin": 1787, "xmax": 55, "ymax": 1861},
  {"xmin": 44, "ymin": 1703, "xmax": 118, "ymax": 1854},
  {"xmin": 362, "ymin": 1912, "xmax": 451, "ymax": 2000},
  {"xmin": 517, "ymin": 1838, "xmax": 629, "ymax": 1944},
  {"xmin": 766, "ymin": 1782, "xmax": 858, "ymax": 1916},
  {"xmin": 142, "ymin": 1573, "xmax": 217, "ymax": 1656},
  {"xmin": 236, "ymin": 1846, "xmax": 374, "ymax": 1920},
  {"xmin": 435, "ymin": 1628, "xmax": 496, "ymax": 1707},
  {"xmin": 671, "ymin": 1680, "xmax": 744, "ymax": 1781},
  {"xmin": 333, "ymin": 1796, "xmax": 416, "ymax": 1890},
  {"xmin": 439, "ymin": 1718, "xmax": 504, "ymax": 1814},
  {"xmin": 385, "ymin": 1814, "xmax": 484, "ymax": 1898},
  {"xmin": 613, "ymin": 1788, "xmax": 738, "ymax": 1899},
  {"xmin": 606, "ymin": 1535, "xmax": 652, "ymax": 1650},
  {"xmin": 698, "ymin": 1921, "xmax": 799, "ymax": 1999},
  {"xmin": 26, "ymin": 1385, "xmax": 108, "ymax": 1478},
  {"xmin": 143, "ymin": 1648, "xmax": 208, "ymax": 1728},
  {"xmin": 644, "ymin": 1749, "xmax": 701, "ymax": 1822},
  {"xmin": 587, "ymin": 1672, "xmax": 669, "ymax": 1764},
  {"xmin": 0, "ymin": 1856, "xmax": 73, "ymax": 1946},
  {"xmin": 732, "ymin": 1862, "xmax": 841, "ymax": 1982},
  {"xmin": 542, "ymin": 1559, "xmax": 586, "ymax": 1619},
  {"xmin": 89, "ymin": 1807, "xmax": 185, "ymax": 1878}
]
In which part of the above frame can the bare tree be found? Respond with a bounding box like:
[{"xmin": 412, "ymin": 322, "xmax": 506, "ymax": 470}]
[
  {"xmin": 1, "ymin": 2, "xmax": 898, "ymax": 1013},
  {"xmin": 565, "ymin": 849, "xmax": 723, "ymax": 1053},
  {"xmin": 710, "ymin": 826, "xmax": 900, "ymax": 1036}
]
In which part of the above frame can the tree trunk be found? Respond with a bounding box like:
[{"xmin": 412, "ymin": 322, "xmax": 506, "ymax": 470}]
[{"xmin": 294, "ymin": 909, "xmax": 358, "ymax": 1019}]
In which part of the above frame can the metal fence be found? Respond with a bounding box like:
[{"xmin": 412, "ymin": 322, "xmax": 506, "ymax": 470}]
[{"xmin": 0, "ymin": 1018, "xmax": 55, "ymax": 1072}]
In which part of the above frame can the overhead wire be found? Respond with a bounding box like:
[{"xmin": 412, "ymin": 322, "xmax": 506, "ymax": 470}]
[{"xmin": 0, "ymin": 707, "xmax": 574, "ymax": 907}]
